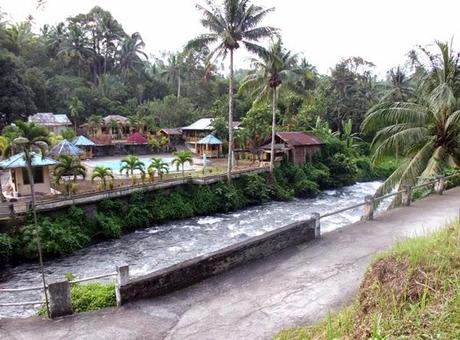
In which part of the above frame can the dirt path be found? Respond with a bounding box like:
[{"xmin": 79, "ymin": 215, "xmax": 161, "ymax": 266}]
[{"xmin": 2, "ymin": 187, "xmax": 460, "ymax": 340}]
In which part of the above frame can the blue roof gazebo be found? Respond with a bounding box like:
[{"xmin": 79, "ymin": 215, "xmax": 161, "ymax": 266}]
[
  {"xmin": 72, "ymin": 135, "xmax": 96, "ymax": 147},
  {"xmin": 0, "ymin": 152, "xmax": 57, "ymax": 197},
  {"xmin": 196, "ymin": 134, "xmax": 223, "ymax": 158},
  {"xmin": 48, "ymin": 140, "xmax": 84, "ymax": 159},
  {"xmin": 72, "ymin": 135, "xmax": 96, "ymax": 159}
]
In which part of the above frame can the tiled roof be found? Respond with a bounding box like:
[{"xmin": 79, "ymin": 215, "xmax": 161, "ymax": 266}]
[
  {"xmin": 0, "ymin": 152, "xmax": 57, "ymax": 169},
  {"xmin": 276, "ymin": 132, "xmax": 322, "ymax": 146},
  {"xmin": 160, "ymin": 128, "xmax": 182, "ymax": 135},
  {"xmin": 48, "ymin": 140, "xmax": 84, "ymax": 158},
  {"xmin": 72, "ymin": 136, "xmax": 96, "ymax": 147},
  {"xmin": 28, "ymin": 113, "xmax": 72, "ymax": 126},
  {"xmin": 197, "ymin": 134, "xmax": 222, "ymax": 145}
]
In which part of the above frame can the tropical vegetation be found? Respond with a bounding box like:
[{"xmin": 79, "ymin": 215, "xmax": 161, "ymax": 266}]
[
  {"xmin": 171, "ymin": 150, "xmax": 193, "ymax": 178},
  {"xmin": 91, "ymin": 166, "xmax": 114, "ymax": 190}
]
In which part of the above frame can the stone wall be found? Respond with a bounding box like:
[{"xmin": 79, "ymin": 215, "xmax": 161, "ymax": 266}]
[{"xmin": 119, "ymin": 218, "xmax": 316, "ymax": 303}]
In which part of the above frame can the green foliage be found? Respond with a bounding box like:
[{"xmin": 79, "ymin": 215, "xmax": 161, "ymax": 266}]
[
  {"xmin": 60, "ymin": 128, "xmax": 76, "ymax": 141},
  {"xmin": 0, "ymin": 233, "xmax": 12, "ymax": 266},
  {"xmin": 71, "ymin": 282, "xmax": 116, "ymax": 313},
  {"xmin": 355, "ymin": 156, "xmax": 398, "ymax": 182},
  {"xmin": 242, "ymin": 173, "xmax": 270, "ymax": 203}
]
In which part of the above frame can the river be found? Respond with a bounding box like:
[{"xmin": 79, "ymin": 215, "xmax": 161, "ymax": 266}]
[{"xmin": 0, "ymin": 181, "xmax": 383, "ymax": 318}]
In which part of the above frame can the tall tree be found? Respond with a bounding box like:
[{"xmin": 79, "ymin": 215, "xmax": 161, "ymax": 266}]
[
  {"xmin": 159, "ymin": 52, "xmax": 185, "ymax": 98},
  {"xmin": 68, "ymin": 96, "xmax": 84, "ymax": 132},
  {"xmin": 362, "ymin": 41, "xmax": 460, "ymax": 204},
  {"xmin": 187, "ymin": 0, "xmax": 277, "ymax": 181},
  {"xmin": 240, "ymin": 39, "xmax": 298, "ymax": 172}
]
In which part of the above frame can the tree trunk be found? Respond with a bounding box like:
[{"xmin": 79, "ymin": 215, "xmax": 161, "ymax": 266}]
[
  {"xmin": 182, "ymin": 164, "xmax": 185, "ymax": 179},
  {"xmin": 227, "ymin": 49, "xmax": 234, "ymax": 182},
  {"xmin": 270, "ymin": 87, "xmax": 277, "ymax": 173},
  {"xmin": 177, "ymin": 70, "xmax": 181, "ymax": 98},
  {"xmin": 26, "ymin": 163, "xmax": 50, "ymax": 318},
  {"xmin": 0, "ymin": 170, "xmax": 6, "ymax": 202}
]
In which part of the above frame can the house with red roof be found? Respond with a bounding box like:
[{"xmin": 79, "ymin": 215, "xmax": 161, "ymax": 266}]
[{"xmin": 259, "ymin": 132, "xmax": 323, "ymax": 165}]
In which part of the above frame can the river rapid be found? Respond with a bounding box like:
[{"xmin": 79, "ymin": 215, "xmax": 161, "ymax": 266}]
[{"xmin": 0, "ymin": 181, "xmax": 383, "ymax": 318}]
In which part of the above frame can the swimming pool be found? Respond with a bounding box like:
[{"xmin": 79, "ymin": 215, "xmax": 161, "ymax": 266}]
[{"xmin": 83, "ymin": 155, "xmax": 197, "ymax": 174}]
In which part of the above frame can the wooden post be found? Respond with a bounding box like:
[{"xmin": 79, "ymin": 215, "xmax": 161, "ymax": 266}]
[
  {"xmin": 402, "ymin": 185, "xmax": 412, "ymax": 206},
  {"xmin": 435, "ymin": 175, "xmax": 445, "ymax": 195},
  {"xmin": 362, "ymin": 195, "xmax": 374, "ymax": 221},
  {"xmin": 116, "ymin": 265, "xmax": 129, "ymax": 307}
]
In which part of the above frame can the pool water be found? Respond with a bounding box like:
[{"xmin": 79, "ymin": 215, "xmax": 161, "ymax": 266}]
[{"xmin": 83, "ymin": 156, "xmax": 195, "ymax": 174}]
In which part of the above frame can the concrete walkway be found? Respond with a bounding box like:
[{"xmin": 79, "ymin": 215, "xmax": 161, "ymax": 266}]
[{"xmin": 2, "ymin": 187, "xmax": 460, "ymax": 340}]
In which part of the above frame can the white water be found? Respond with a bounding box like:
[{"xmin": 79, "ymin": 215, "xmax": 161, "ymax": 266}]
[{"xmin": 0, "ymin": 181, "xmax": 383, "ymax": 318}]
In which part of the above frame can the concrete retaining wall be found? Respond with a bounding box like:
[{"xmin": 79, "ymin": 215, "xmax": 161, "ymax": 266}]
[{"xmin": 119, "ymin": 218, "xmax": 316, "ymax": 303}]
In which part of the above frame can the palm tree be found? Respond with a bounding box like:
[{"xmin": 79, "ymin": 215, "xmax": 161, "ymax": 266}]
[
  {"xmin": 87, "ymin": 115, "xmax": 103, "ymax": 137},
  {"xmin": 0, "ymin": 135, "xmax": 10, "ymax": 202},
  {"xmin": 119, "ymin": 155, "xmax": 145, "ymax": 184},
  {"xmin": 187, "ymin": 0, "xmax": 277, "ymax": 181},
  {"xmin": 68, "ymin": 97, "xmax": 84, "ymax": 133},
  {"xmin": 172, "ymin": 150, "xmax": 193, "ymax": 179},
  {"xmin": 116, "ymin": 32, "xmax": 148, "ymax": 79},
  {"xmin": 91, "ymin": 166, "xmax": 114, "ymax": 190},
  {"xmin": 4, "ymin": 121, "xmax": 50, "ymax": 316},
  {"xmin": 58, "ymin": 24, "xmax": 93, "ymax": 77},
  {"xmin": 54, "ymin": 155, "xmax": 86, "ymax": 196},
  {"xmin": 159, "ymin": 52, "xmax": 185, "ymax": 98},
  {"xmin": 147, "ymin": 157, "xmax": 169, "ymax": 182},
  {"xmin": 362, "ymin": 41, "xmax": 460, "ymax": 204},
  {"xmin": 240, "ymin": 39, "xmax": 298, "ymax": 172}
]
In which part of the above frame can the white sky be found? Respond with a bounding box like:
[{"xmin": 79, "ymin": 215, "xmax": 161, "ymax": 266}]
[{"xmin": 2, "ymin": 0, "xmax": 459, "ymax": 78}]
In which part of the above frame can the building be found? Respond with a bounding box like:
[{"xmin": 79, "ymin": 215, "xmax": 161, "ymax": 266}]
[
  {"xmin": 158, "ymin": 128, "xmax": 182, "ymax": 145},
  {"xmin": 196, "ymin": 134, "xmax": 223, "ymax": 158},
  {"xmin": 81, "ymin": 115, "xmax": 130, "ymax": 143},
  {"xmin": 259, "ymin": 132, "xmax": 323, "ymax": 165},
  {"xmin": 182, "ymin": 118, "xmax": 240, "ymax": 153},
  {"xmin": 0, "ymin": 153, "xmax": 57, "ymax": 197},
  {"xmin": 28, "ymin": 113, "xmax": 72, "ymax": 134},
  {"xmin": 72, "ymin": 136, "xmax": 96, "ymax": 159}
]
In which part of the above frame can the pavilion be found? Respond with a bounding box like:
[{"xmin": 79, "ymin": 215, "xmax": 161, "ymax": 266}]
[
  {"xmin": 72, "ymin": 135, "xmax": 96, "ymax": 158},
  {"xmin": 196, "ymin": 134, "xmax": 223, "ymax": 158},
  {"xmin": 48, "ymin": 140, "xmax": 84, "ymax": 159}
]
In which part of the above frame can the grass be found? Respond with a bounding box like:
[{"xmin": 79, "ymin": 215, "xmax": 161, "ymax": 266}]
[{"xmin": 276, "ymin": 220, "xmax": 460, "ymax": 339}]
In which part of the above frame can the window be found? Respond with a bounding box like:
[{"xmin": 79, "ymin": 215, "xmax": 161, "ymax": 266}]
[{"xmin": 22, "ymin": 167, "xmax": 44, "ymax": 184}]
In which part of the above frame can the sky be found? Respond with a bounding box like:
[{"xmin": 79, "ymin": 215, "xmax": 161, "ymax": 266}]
[{"xmin": 1, "ymin": 0, "xmax": 459, "ymax": 78}]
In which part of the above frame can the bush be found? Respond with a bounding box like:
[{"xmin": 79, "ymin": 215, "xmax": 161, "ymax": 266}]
[
  {"xmin": 0, "ymin": 233, "xmax": 12, "ymax": 266},
  {"xmin": 355, "ymin": 156, "xmax": 399, "ymax": 182},
  {"xmin": 71, "ymin": 282, "xmax": 116, "ymax": 313},
  {"xmin": 242, "ymin": 173, "xmax": 270, "ymax": 204},
  {"xmin": 92, "ymin": 213, "xmax": 123, "ymax": 238},
  {"xmin": 294, "ymin": 179, "xmax": 319, "ymax": 198}
]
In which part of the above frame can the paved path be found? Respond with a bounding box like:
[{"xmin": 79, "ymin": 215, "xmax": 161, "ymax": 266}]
[{"xmin": 2, "ymin": 188, "xmax": 460, "ymax": 340}]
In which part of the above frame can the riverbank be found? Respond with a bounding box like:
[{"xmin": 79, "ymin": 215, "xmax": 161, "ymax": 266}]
[
  {"xmin": 0, "ymin": 159, "xmax": 365, "ymax": 266},
  {"xmin": 0, "ymin": 181, "xmax": 382, "ymax": 318},
  {"xmin": 276, "ymin": 220, "xmax": 460, "ymax": 339}
]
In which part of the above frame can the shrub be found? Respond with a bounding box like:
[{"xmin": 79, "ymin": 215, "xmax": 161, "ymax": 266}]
[
  {"xmin": 242, "ymin": 173, "xmax": 270, "ymax": 204},
  {"xmin": 92, "ymin": 213, "xmax": 123, "ymax": 239},
  {"xmin": 71, "ymin": 282, "xmax": 116, "ymax": 313},
  {"xmin": 294, "ymin": 179, "xmax": 319, "ymax": 198},
  {"xmin": 0, "ymin": 233, "xmax": 12, "ymax": 266}
]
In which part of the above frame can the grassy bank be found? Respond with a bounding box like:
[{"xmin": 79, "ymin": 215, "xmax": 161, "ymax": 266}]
[{"xmin": 276, "ymin": 221, "xmax": 460, "ymax": 339}]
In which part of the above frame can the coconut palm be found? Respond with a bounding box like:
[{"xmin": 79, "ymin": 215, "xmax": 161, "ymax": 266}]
[
  {"xmin": 54, "ymin": 155, "xmax": 87, "ymax": 196},
  {"xmin": 87, "ymin": 115, "xmax": 103, "ymax": 137},
  {"xmin": 240, "ymin": 39, "xmax": 298, "ymax": 172},
  {"xmin": 362, "ymin": 41, "xmax": 460, "ymax": 204},
  {"xmin": 147, "ymin": 157, "xmax": 169, "ymax": 182},
  {"xmin": 91, "ymin": 165, "xmax": 114, "ymax": 190},
  {"xmin": 119, "ymin": 155, "xmax": 145, "ymax": 183},
  {"xmin": 159, "ymin": 52, "xmax": 185, "ymax": 98},
  {"xmin": 68, "ymin": 97, "xmax": 84, "ymax": 133},
  {"xmin": 3, "ymin": 121, "xmax": 50, "ymax": 316},
  {"xmin": 187, "ymin": 0, "xmax": 277, "ymax": 180},
  {"xmin": 116, "ymin": 32, "xmax": 148, "ymax": 79},
  {"xmin": 172, "ymin": 150, "xmax": 193, "ymax": 179}
]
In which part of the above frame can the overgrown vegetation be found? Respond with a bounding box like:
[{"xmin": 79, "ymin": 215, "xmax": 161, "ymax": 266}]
[
  {"xmin": 2, "ymin": 159, "xmax": 360, "ymax": 265},
  {"xmin": 276, "ymin": 221, "xmax": 460, "ymax": 339}
]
